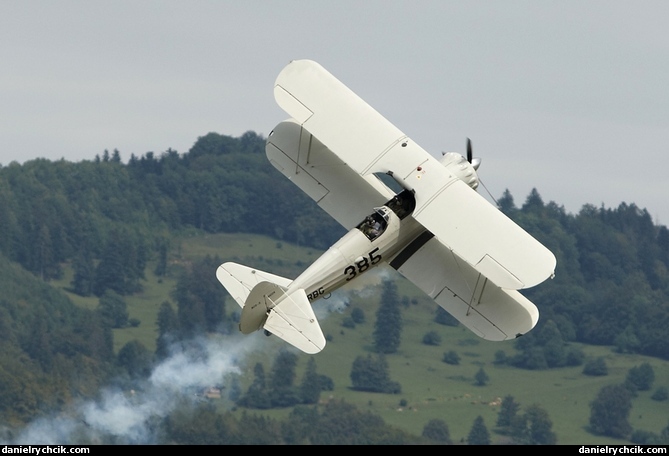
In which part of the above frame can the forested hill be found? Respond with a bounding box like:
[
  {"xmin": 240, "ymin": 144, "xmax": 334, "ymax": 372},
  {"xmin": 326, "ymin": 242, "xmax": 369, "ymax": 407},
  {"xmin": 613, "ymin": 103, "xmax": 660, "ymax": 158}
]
[
  {"xmin": 1, "ymin": 130, "xmax": 669, "ymax": 359},
  {"xmin": 0, "ymin": 252, "xmax": 112, "ymax": 425},
  {"xmin": 0, "ymin": 132, "xmax": 343, "ymax": 285}
]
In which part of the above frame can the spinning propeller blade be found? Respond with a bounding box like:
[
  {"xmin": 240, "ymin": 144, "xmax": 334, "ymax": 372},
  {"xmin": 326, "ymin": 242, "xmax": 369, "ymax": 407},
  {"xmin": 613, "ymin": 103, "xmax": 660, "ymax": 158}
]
[{"xmin": 467, "ymin": 138, "xmax": 481, "ymax": 170}]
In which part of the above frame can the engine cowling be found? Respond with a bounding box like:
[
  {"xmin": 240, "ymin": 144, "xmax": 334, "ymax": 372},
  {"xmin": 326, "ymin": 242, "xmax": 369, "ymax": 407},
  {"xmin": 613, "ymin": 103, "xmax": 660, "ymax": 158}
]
[{"xmin": 439, "ymin": 152, "xmax": 479, "ymax": 190}]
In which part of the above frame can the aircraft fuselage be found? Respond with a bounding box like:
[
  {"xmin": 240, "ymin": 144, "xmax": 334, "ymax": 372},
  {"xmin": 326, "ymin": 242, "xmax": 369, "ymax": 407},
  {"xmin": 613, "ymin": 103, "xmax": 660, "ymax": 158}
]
[{"xmin": 286, "ymin": 201, "xmax": 425, "ymax": 306}]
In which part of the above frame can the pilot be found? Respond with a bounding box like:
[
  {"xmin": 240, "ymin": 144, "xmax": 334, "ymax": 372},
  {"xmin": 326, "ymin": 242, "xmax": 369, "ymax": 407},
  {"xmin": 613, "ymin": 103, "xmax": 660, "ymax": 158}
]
[
  {"xmin": 362, "ymin": 216, "xmax": 379, "ymax": 239},
  {"xmin": 369, "ymin": 222, "xmax": 381, "ymax": 238}
]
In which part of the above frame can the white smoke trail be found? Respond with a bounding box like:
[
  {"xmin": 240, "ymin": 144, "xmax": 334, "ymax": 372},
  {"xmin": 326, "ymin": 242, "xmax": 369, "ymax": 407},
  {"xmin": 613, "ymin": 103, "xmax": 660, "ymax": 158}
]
[
  {"xmin": 8, "ymin": 334, "xmax": 258, "ymax": 444},
  {"xmin": 313, "ymin": 266, "xmax": 396, "ymax": 321},
  {"xmin": 7, "ymin": 269, "xmax": 395, "ymax": 444}
]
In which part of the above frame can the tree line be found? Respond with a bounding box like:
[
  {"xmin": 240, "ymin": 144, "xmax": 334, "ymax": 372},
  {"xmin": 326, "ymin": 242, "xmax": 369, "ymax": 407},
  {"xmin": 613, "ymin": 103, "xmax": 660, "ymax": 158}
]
[
  {"xmin": 0, "ymin": 132, "xmax": 343, "ymax": 291},
  {"xmin": 498, "ymin": 190, "xmax": 669, "ymax": 361}
]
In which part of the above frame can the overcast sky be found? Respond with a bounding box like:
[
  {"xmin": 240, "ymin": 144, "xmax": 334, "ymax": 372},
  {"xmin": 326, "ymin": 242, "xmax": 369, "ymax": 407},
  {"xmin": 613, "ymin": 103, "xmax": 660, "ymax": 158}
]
[{"xmin": 2, "ymin": 1, "xmax": 668, "ymax": 224}]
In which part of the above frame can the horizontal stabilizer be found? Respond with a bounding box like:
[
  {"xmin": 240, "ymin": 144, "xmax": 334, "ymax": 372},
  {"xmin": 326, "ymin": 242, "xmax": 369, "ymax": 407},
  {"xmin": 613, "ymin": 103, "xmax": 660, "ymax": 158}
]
[{"xmin": 216, "ymin": 262, "xmax": 292, "ymax": 309}]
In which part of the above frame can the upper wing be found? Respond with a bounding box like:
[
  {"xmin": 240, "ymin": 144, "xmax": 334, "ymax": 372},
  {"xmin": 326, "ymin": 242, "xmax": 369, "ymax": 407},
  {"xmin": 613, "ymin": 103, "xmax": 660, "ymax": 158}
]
[
  {"xmin": 274, "ymin": 60, "xmax": 406, "ymax": 176},
  {"xmin": 266, "ymin": 118, "xmax": 394, "ymax": 230},
  {"xmin": 274, "ymin": 59, "xmax": 555, "ymax": 289}
]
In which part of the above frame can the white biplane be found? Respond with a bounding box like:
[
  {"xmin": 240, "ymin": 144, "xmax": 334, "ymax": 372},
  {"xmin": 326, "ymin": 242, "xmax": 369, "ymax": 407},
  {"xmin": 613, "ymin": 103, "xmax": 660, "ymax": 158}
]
[{"xmin": 217, "ymin": 60, "xmax": 556, "ymax": 354}]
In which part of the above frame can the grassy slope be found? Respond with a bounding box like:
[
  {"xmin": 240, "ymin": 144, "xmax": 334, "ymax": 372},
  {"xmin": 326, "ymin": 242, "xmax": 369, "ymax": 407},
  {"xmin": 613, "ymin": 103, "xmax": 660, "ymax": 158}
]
[{"xmin": 52, "ymin": 232, "xmax": 669, "ymax": 445}]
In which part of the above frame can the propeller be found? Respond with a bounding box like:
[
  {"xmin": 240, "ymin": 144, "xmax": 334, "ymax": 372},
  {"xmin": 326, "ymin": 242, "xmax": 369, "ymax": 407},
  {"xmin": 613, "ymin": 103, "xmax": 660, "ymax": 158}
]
[{"xmin": 466, "ymin": 138, "xmax": 481, "ymax": 170}]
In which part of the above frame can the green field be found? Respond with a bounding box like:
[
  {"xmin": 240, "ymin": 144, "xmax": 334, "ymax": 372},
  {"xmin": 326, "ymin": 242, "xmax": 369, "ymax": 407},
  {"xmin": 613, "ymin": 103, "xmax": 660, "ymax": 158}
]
[{"xmin": 53, "ymin": 232, "xmax": 669, "ymax": 445}]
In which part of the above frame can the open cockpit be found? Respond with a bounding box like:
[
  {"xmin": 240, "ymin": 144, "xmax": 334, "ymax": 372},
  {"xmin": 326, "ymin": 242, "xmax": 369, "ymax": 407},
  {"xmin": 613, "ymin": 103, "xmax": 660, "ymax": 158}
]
[{"xmin": 356, "ymin": 190, "xmax": 416, "ymax": 241}]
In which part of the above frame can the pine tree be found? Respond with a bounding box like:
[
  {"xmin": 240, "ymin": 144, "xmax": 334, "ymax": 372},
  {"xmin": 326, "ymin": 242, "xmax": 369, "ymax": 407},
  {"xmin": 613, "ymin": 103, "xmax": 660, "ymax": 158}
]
[
  {"xmin": 71, "ymin": 249, "xmax": 95, "ymax": 296},
  {"xmin": 238, "ymin": 362, "xmax": 271, "ymax": 409},
  {"xmin": 190, "ymin": 256, "xmax": 226, "ymax": 332},
  {"xmin": 93, "ymin": 231, "xmax": 129, "ymax": 296},
  {"xmin": 496, "ymin": 395, "xmax": 520, "ymax": 429},
  {"xmin": 173, "ymin": 256, "xmax": 226, "ymax": 336},
  {"xmin": 498, "ymin": 189, "xmax": 517, "ymax": 215},
  {"xmin": 155, "ymin": 301, "xmax": 179, "ymax": 359},
  {"xmin": 525, "ymin": 404, "xmax": 557, "ymax": 445},
  {"xmin": 373, "ymin": 280, "xmax": 402, "ymax": 354},
  {"xmin": 154, "ymin": 237, "xmax": 169, "ymax": 277},
  {"xmin": 523, "ymin": 188, "xmax": 545, "ymax": 212},
  {"xmin": 467, "ymin": 415, "xmax": 491, "ymax": 445},
  {"xmin": 228, "ymin": 375, "xmax": 242, "ymax": 403},
  {"xmin": 268, "ymin": 351, "xmax": 300, "ymax": 407},
  {"xmin": 474, "ymin": 367, "xmax": 489, "ymax": 386},
  {"xmin": 300, "ymin": 358, "xmax": 322, "ymax": 404}
]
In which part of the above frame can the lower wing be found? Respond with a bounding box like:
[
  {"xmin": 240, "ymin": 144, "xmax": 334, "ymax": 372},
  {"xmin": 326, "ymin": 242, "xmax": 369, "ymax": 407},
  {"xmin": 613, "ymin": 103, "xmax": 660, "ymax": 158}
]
[{"xmin": 391, "ymin": 236, "xmax": 539, "ymax": 340}]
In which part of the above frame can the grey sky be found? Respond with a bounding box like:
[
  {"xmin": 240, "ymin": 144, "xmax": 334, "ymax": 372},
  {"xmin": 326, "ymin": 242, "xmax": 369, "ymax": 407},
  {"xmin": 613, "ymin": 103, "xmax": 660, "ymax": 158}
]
[{"xmin": 2, "ymin": 1, "xmax": 668, "ymax": 224}]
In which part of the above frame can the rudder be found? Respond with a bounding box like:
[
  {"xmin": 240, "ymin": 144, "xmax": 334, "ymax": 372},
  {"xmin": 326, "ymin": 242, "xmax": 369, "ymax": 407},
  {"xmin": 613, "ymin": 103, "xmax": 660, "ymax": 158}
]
[{"xmin": 216, "ymin": 262, "xmax": 325, "ymax": 354}]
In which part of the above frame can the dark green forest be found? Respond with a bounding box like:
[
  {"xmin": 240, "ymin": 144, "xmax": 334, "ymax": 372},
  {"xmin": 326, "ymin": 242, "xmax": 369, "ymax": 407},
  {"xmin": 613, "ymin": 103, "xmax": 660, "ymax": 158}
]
[{"xmin": 1, "ymin": 131, "xmax": 669, "ymax": 442}]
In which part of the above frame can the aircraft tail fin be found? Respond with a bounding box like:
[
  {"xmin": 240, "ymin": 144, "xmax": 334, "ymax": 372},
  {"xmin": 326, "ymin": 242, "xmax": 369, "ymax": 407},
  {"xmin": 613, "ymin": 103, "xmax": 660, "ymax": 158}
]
[{"xmin": 216, "ymin": 262, "xmax": 326, "ymax": 354}]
